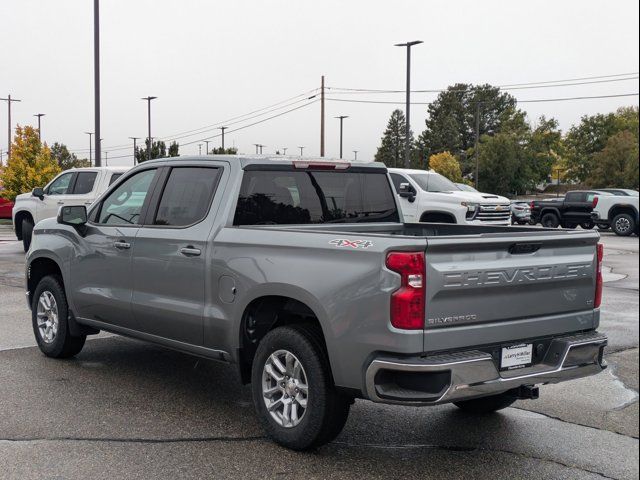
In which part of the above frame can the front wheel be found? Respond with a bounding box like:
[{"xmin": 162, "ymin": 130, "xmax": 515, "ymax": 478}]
[
  {"xmin": 251, "ymin": 324, "xmax": 351, "ymax": 450},
  {"xmin": 32, "ymin": 275, "xmax": 86, "ymax": 358},
  {"xmin": 22, "ymin": 218, "xmax": 34, "ymax": 252},
  {"xmin": 454, "ymin": 391, "xmax": 517, "ymax": 413}
]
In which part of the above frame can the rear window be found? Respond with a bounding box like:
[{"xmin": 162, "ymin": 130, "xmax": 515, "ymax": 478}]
[
  {"xmin": 73, "ymin": 172, "xmax": 98, "ymax": 194},
  {"xmin": 234, "ymin": 169, "xmax": 399, "ymax": 225}
]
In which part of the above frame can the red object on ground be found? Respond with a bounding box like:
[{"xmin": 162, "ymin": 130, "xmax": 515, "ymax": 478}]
[{"xmin": 0, "ymin": 197, "xmax": 14, "ymax": 219}]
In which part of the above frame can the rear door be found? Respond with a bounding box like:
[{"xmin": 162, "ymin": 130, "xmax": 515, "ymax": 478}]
[
  {"xmin": 563, "ymin": 191, "xmax": 586, "ymax": 224},
  {"xmin": 423, "ymin": 232, "xmax": 598, "ymax": 349},
  {"xmin": 131, "ymin": 165, "xmax": 222, "ymax": 345}
]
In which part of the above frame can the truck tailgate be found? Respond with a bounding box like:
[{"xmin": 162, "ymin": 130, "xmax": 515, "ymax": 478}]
[{"xmin": 424, "ymin": 230, "xmax": 599, "ymax": 341}]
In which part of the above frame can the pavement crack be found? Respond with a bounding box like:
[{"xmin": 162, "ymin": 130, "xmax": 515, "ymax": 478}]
[
  {"xmin": 0, "ymin": 435, "xmax": 265, "ymax": 444},
  {"xmin": 331, "ymin": 441, "xmax": 619, "ymax": 479}
]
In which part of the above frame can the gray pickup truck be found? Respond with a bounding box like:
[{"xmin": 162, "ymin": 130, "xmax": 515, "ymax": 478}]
[{"xmin": 25, "ymin": 156, "xmax": 607, "ymax": 450}]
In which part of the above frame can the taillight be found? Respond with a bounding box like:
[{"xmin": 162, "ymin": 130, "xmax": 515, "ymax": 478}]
[
  {"xmin": 530, "ymin": 201, "xmax": 535, "ymax": 209},
  {"xmin": 386, "ymin": 251, "xmax": 425, "ymax": 330},
  {"xmin": 594, "ymin": 243, "xmax": 604, "ymax": 308},
  {"xmin": 592, "ymin": 196, "xmax": 599, "ymax": 208}
]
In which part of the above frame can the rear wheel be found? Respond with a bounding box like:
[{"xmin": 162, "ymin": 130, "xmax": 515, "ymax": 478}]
[
  {"xmin": 541, "ymin": 213, "xmax": 560, "ymax": 228},
  {"xmin": 251, "ymin": 324, "xmax": 351, "ymax": 450},
  {"xmin": 22, "ymin": 218, "xmax": 34, "ymax": 252},
  {"xmin": 32, "ymin": 275, "xmax": 86, "ymax": 358},
  {"xmin": 612, "ymin": 213, "xmax": 635, "ymax": 237},
  {"xmin": 580, "ymin": 221, "xmax": 594, "ymax": 230},
  {"xmin": 454, "ymin": 391, "xmax": 517, "ymax": 413}
]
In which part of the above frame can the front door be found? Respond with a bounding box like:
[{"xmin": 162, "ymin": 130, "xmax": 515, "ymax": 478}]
[
  {"xmin": 390, "ymin": 172, "xmax": 418, "ymax": 222},
  {"xmin": 69, "ymin": 168, "xmax": 158, "ymax": 329},
  {"xmin": 131, "ymin": 165, "xmax": 221, "ymax": 345},
  {"xmin": 38, "ymin": 171, "xmax": 76, "ymax": 222}
]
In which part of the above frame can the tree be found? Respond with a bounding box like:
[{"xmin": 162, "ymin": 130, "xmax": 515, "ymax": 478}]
[
  {"xmin": 0, "ymin": 125, "xmax": 61, "ymax": 201},
  {"xmin": 417, "ymin": 84, "xmax": 520, "ymax": 174},
  {"xmin": 50, "ymin": 142, "xmax": 90, "ymax": 170},
  {"xmin": 211, "ymin": 147, "xmax": 238, "ymax": 154},
  {"xmin": 136, "ymin": 139, "xmax": 167, "ymax": 163},
  {"xmin": 588, "ymin": 131, "xmax": 639, "ymax": 189},
  {"xmin": 428, "ymin": 152, "xmax": 463, "ymax": 182},
  {"xmin": 168, "ymin": 141, "xmax": 180, "ymax": 157},
  {"xmin": 374, "ymin": 109, "xmax": 414, "ymax": 168},
  {"xmin": 476, "ymin": 133, "xmax": 525, "ymax": 196},
  {"xmin": 525, "ymin": 116, "xmax": 563, "ymax": 187}
]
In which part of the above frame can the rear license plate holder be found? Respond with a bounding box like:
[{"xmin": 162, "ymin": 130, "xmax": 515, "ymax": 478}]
[{"xmin": 500, "ymin": 343, "xmax": 533, "ymax": 371}]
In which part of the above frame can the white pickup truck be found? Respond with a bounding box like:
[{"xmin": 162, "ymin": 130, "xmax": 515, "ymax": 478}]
[
  {"xmin": 591, "ymin": 190, "xmax": 639, "ymax": 236},
  {"xmin": 388, "ymin": 168, "xmax": 511, "ymax": 225},
  {"xmin": 12, "ymin": 166, "xmax": 129, "ymax": 251}
]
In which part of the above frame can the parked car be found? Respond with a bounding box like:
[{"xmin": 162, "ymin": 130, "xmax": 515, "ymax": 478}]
[
  {"xmin": 591, "ymin": 193, "xmax": 639, "ymax": 236},
  {"xmin": 529, "ymin": 190, "xmax": 613, "ymax": 229},
  {"xmin": 510, "ymin": 200, "xmax": 531, "ymax": 225},
  {"xmin": 25, "ymin": 156, "xmax": 607, "ymax": 450},
  {"xmin": 0, "ymin": 196, "xmax": 14, "ymax": 219},
  {"xmin": 12, "ymin": 166, "xmax": 128, "ymax": 251},
  {"xmin": 389, "ymin": 168, "xmax": 511, "ymax": 225},
  {"xmin": 595, "ymin": 188, "xmax": 639, "ymax": 197}
]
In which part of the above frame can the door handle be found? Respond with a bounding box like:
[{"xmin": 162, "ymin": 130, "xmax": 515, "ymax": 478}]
[
  {"xmin": 113, "ymin": 240, "xmax": 131, "ymax": 250},
  {"xmin": 57, "ymin": 201, "xmax": 64, "ymax": 205},
  {"xmin": 180, "ymin": 246, "xmax": 201, "ymax": 257}
]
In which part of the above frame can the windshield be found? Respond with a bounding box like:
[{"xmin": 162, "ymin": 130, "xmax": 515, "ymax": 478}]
[
  {"xmin": 456, "ymin": 183, "xmax": 478, "ymax": 192},
  {"xmin": 409, "ymin": 173, "xmax": 458, "ymax": 193}
]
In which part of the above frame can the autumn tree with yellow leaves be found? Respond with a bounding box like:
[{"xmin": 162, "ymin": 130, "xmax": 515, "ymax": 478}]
[
  {"xmin": 0, "ymin": 125, "xmax": 61, "ymax": 201},
  {"xmin": 427, "ymin": 151, "xmax": 464, "ymax": 183}
]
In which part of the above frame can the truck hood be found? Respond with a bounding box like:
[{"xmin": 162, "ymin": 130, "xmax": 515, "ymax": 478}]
[
  {"xmin": 438, "ymin": 190, "xmax": 509, "ymax": 204},
  {"xmin": 15, "ymin": 192, "xmax": 32, "ymax": 201}
]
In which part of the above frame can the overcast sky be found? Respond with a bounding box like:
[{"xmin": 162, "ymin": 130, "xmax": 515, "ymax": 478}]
[{"xmin": 1, "ymin": 0, "xmax": 639, "ymax": 166}]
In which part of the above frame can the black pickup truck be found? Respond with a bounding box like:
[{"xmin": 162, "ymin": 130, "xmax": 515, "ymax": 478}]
[{"xmin": 530, "ymin": 190, "xmax": 613, "ymax": 228}]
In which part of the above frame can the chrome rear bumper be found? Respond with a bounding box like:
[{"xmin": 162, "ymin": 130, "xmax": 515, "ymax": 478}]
[{"xmin": 365, "ymin": 331, "xmax": 607, "ymax": 405}]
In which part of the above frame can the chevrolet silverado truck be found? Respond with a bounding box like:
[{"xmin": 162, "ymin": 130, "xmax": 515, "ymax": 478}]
[
  {"xmin": 25, "ymin": 156, "xmax": 607, "ymax": 450},
  {"xmin": 591, "ymin": 192, "xmax": 639, "ymax": 236},
  {"xmin": 529, "ymin": 190, "xmax": 613, "ymax": 229}
]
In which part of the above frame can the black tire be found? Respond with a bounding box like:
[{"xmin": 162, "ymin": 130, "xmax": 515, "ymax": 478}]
[
  {"xmin": 580, "ymin": 221, "xmax": 594, "ymax": 230},
  {"xmin": 528, "ymin": 218, "xmax": 537, "ymax": 226},
  {"xmin": 31, "ymin": 275, "xmax": 86, "ymax": 358},
  {"xmin": 251, "ymin": 324, "xmax": 351, "ymax": 450},
  {"xmin": 612, "ymin": 213, "xmax": 636, "ymax": 237},
  {"xmin": 454, "ymin": 391, "xmax": 517, "ymax": 414},
  {"xmin": 597, "ymin": 224, "xmax": 610, "ymax": 231},
  {"xmin": 22, "ymin": 218, "xmax": 34, "ymax": 252},
  {"xmin": 541, "ymin": 213, "xmax": 560, "ymax": 228},
  {"xmin": 561, "ymin": 222, "xmax": 577, "ymax": 229}
]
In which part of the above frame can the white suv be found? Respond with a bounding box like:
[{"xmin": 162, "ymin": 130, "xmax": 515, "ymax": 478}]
[
  {"xmin": 12, "ymin": 166, "xmax": 129, "ymax": 251},
  {"xmin": 388, "ymin": 168, "xmax": 511, "ymax": 225}
]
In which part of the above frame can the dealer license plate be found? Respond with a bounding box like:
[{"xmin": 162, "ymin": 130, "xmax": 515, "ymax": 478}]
[{"xmin": 501, "ymin": 343, "xmax": 533, "ymax": 370}]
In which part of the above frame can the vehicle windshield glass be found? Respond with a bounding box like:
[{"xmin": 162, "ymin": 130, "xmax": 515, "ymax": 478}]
[
  {"xmin": 234, "ymin": 169, "xmax": 399, "ymax": 225},
  {"xmin": 409, "ymin": 173, "xmax": 458, "ymax": 192}
]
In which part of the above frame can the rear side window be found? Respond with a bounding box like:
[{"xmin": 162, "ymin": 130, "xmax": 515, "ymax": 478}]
[
  {"xmin": 565, "ymin": 192, "xmax": 584, "ymax": 202},
  {"xmin": 153, "ymin": 167, "xmax": 220, "ymax": 227},
  {"xmin": 73, "ymin": 172, "xmax": 98, "ymax": 194},
  {"xmin": 109, "ymin": 173, "xmax": 123, "ymax": 186},
  {"xmin": 234, "ymin": 169, "xmax": 399, "ymax": 225}
]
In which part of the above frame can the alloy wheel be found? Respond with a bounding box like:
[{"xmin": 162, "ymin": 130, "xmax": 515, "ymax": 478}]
[{"xmin": 262, "ymin": 349, "xmax": 309, "ymax": 428}]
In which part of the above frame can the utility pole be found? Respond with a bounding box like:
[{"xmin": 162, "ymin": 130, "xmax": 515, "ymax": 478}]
[
  {"xmin": 320, "ymin": 75, "xmax": 325, "ymax": 157},
  {"xmin": 0, "ymin": 95, "xmax": 21, "ymax": 160},
  {"xmin": 282, "ymin": 147, "xmax": 288, "ymax": 155},
  {"xmin": 218, "ymin": 126, "xmax": 227, "ymax": 151},
  {"xmin": 353, "ymin": 150, "xmax": 358, "ymax": 161},
  {"xmin": 104, "ymin": 151, "xmax": 108, "ymax": 166},
  {"xmin": 298, "ymin": 146, "xmax": 304, "ymax": 156},
  {"xmin": 129, "ymin": 136, "xmax": 139, "ymax": 164},
  {"xmin": 394, "ymin": 40, "xmax": 422, "ymax": 168},
  {"xmin": 253, "ymin": 143, "xmax": 260, "ymax": 154},
  {"xmin": 85, "ymin": 132, "xmax": 94, "ymax": 166},
  {"xmin": 259, "ymin": 144, "xmax": 265, "ymax": 154},
  {"xmin": 198, "ymin": 144, "xmax": 202, "ymax": 155},
  {"xmin": 93, "ymin": 0, "xmax": 101, "ymax": 166},
  {"xmin": 204, "ymin": 140, "xmax": 210, "ymax": 155},
  {"xmin": 474, "ymin": 102, "xmax": 481, "ymax": 189},
  {"xmin": 34, "ymin": 113, "xmax": 45, "ymax": 141},
  {"xmin": 141, "ymin": 96, "xmax": 157, "ymax": 161},
  {"xmin": 335, "ymin": 115, "xmax": 348, "ymax": 159}
]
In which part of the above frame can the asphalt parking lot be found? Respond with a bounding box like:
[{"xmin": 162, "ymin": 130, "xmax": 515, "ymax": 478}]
[{"xmin": 0, "ymin": 224, "xmax": 638, "ymax": 479}]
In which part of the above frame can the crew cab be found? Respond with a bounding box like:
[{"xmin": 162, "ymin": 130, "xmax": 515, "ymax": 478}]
[
  {"xmin": 25, "ymin": 156, "xmax": 607, "ymax": 450},
  {"xmin": 388, "ymin": 168, "xmax": 511, "ymax": 225},
  {"xmin": 591, "ymin": 192, "xmax": 639, "ymax": 236},
  {"xmin": 530, "ymin": 190, "xmax": 613, "ymax": 229},
  {"xmin": 12, "ymin": 166, "xmax": 128, "ymax": 251}
]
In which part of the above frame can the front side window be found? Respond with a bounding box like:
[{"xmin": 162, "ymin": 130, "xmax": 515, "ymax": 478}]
[
  {"xmin": 409, "ymin": 173, "xmax": 458, "ymax": 192},
  {"xmin": 47, "ymin": 172, "xmax": 74, "ymax": 195},
  {"xmin": 153, "ymin": 167, "xmax": 220, "ymax": 227},
  {"xmin": 109, "ymin": 172, "xmax": 123, "ymax": 186},
  {"xmin": 97, "ymin": 169, "xmax": 156, "ymax": 225},
  {"xmin": 73, "ymin": 172, "xmax": 98, "ymax": 194},
  {"xmin": 234, "ymin": 169, "xmax": 399, "ymax": 225},
  {"xmin": 389, "ymin": 173, "xmax": 409, "ymax": 192}
]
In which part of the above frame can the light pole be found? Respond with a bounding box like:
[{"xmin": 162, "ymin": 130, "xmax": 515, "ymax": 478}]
[
  {"xmin": 335, "ymin": 115, "xmax": 348, "ymax": 159},
  {"xmin": 84, "ymin": 132, "xmax": 93, "ymax": 166},
  {"xmin": 204, "ymin": 140, "xmax": 210, "ymax": 155},
  {"xmin": 0, "ymin": 95, "xmax": 21, "ymax": 160},
  {"xmin": 129, "ymin": 136, "xmax": 140, "ymax": 165},
  {"xmin": 198, "ymin": 143, "xmax": 202, "ymax": 155},
  {"xmin": 253, "ymin": 143, "xmax": 260, "ymax": 154},
  {"xmin": 282, "ymin": 147, "xmax": 288, "ymax": 155},
  {"xmin": 298, "ymin": 146, "xmax": 304, "ymax": 156},
  {"xmin": 353, "ymin": 150, "xmax": 358, "ymax": 161},
  {"xmin": 474, "ymin": 102, "xmax": 482, "ymax": 189},
  {"xmin": 218, "ymin": 126, "xmax": 228, "ymax": 151},
  {"xmin": 104, "ymin": 151, "xmax": 108, "ymax": 166},
  {"xmin": 33, "ymin": 113, "xmax": 45, "ymax": 141},
  {"xmin": 141, "ymin": 96, "xmax": 157, "ymax": 161},
  {"xmin": 394, "ymin": 40, "xmax": 422, "ymax": 168},
  {"xmin": 93, "ymin": 0, "xmax": 101, "ymax": 166}
]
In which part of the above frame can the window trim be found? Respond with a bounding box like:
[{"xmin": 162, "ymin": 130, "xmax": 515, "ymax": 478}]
[
  {"xmin": 140, "ymin": 165, "xmax": 222, "ymax": 229},
  {"xmin": 89, "ymin": 167, "xmax": 160, "ymax": 227}
]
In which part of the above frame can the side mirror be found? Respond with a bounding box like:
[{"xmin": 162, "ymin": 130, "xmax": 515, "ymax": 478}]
[
  {"xmin": 57, "ymin": 205, "xmax": 88, "ymax": 231},
  {"xmin": 398, "ymin": 183, "xmax": 416, "ymax": 203},
  {"xmin": 32, "ymin": 187, "xmax": 45, "ymax": 200}
]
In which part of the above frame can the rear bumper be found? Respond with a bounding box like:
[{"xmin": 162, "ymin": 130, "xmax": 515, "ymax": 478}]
[{"xmin": 365, "ymin": 331, "xmax": 607, "ymax": 405}]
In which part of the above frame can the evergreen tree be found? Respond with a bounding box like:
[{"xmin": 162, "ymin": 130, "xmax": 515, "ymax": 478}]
[
  {"xmin": 50, "ymin": 142, "xmax": 90, "ymax": 169},
  {"xmin": 374, "ymin": 109, "xmax": 413, "ymax": 168}
]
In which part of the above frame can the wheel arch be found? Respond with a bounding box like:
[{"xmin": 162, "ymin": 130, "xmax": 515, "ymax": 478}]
[
  {"xmin": 13, "ymin": 209, "xmax": 34, "ymax": 240},
  {"xmin": 27, "ymin": 256, "xmax": 63, "ymax": 309},
  {"xmin": 419, "ymin": 210, "xmax": 457, "ymax": 224},
  {"xmin": 609, "ymin": 204, "xmax": 638, "ymax": 222}
]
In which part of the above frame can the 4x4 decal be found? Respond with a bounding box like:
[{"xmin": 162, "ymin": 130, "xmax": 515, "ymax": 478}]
[{"xmin": 329, "ymin": 239, "xmax": 374, "ymax": 249}]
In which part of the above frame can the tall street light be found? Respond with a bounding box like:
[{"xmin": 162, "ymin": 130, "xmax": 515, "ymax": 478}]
[
  {"xmin": 93, "ymin": 0, "xmax": 101, "ymax": 166},
  {"xmin": 204, "ymin": 140, "xmax": 210, "ymax": 155},
  {"xmin": 298, "ymin": 146, "xmax": 305, "ymax": 156},
  {"xmin": 84, "ymin": 132, "xmax": 93, "ymax": 166},
  {"xmin": 353, "ymin": 150, "xmax": 358, "ymax": 161},
  {"xmin": 335, "ymin": 115, "xmax": 348, "ymax": 159},
  {"xmin": 129, "ymin": 136, "xmax": 140, "ymax": 165},
  {"xmin": 218, "ymin": 126, "xmax": 228, "ymax": 151},
  {"xmin": 33, "ymin": 113, "xmax": 45, "ymax": 141},
  {"xmin": 0, "ymin": 95, "xmax": 21, "ymax": 160},
  {"xmin": 394, "ymin": 40, "xmax": 423, "ymax": 168},
  {"xmin": 141, "ymin": 96, "xmax": 157, "ymax": 161}
]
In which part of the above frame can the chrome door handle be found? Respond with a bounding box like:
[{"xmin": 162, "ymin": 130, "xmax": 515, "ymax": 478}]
[
  {"xmin": 180, "ymin": 246, "xmax": 201, "ymax": 257},
  {"xmin": 57, "ymin": 201, "xmax": 64, "ymax": 205},
  {"xmin": 113, "ymin": 240, "xmax": 131, "ymax": 250}
]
